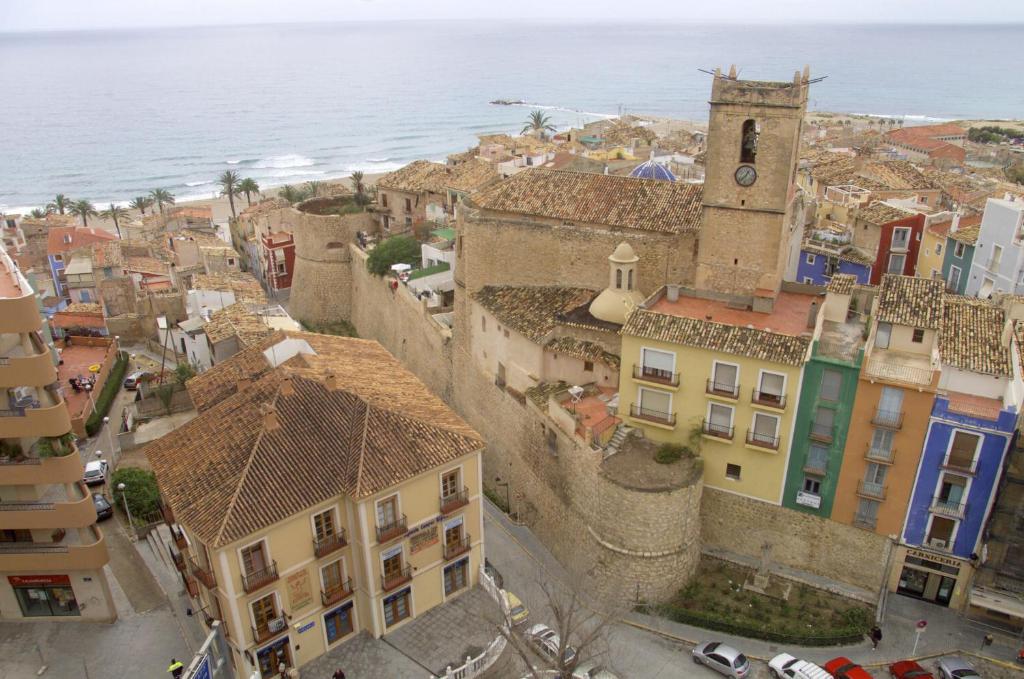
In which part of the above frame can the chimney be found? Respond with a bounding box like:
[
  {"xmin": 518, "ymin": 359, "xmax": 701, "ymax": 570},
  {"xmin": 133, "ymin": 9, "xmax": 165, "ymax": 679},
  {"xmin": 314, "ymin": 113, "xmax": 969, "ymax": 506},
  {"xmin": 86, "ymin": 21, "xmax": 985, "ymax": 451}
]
[
  {"xmin": 807, "ymin": 301, "xmax": 819, "ymax": 330},
  {"xmin": 280, "ymin": 376, "xmax": 294, "ymax": 396},
  {"xmin": 951, "ymin": 211, "xmax": 961, "ymax": 233},
  {"xmin": 324, "ymin": 373, "xmax": 338, "ymax": 391},
  {"xmin": 262, "ymin": 403, "xmax": 280, "ymax": 432},
  {"xmin": 728, "ymin": 64, "xmax": 737, "ymax": 79},
  {"xmin": 666, "ymin": 285, "xmax": 680, "ymax": 302}
]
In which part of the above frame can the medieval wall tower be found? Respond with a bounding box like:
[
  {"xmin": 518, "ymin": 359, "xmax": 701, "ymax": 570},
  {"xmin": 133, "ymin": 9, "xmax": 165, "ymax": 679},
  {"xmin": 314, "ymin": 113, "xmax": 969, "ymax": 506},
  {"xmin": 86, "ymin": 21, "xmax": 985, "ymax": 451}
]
[{"xmin": 695, "ymin": 65, "xmax": 810, "ymax": 300}]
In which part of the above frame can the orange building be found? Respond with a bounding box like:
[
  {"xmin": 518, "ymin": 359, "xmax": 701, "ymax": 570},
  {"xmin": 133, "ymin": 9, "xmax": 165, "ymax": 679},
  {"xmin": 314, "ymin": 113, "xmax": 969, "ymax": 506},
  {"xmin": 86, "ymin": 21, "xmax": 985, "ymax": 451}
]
[{"xmin": 832, "ymin": 275, "xmax": 943, "ymax": 535}]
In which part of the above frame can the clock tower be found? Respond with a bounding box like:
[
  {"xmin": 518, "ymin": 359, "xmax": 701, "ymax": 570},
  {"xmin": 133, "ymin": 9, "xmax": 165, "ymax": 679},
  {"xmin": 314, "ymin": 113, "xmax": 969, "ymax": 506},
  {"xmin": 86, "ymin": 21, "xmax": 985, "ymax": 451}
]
[{"xmin": 695, "ymin": 65, "xmax": 810, "ymax": 301}]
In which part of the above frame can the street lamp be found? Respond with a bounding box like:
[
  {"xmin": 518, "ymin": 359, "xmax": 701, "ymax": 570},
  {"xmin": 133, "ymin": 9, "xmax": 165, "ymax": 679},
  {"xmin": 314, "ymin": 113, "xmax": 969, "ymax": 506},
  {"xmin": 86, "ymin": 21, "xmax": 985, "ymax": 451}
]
[
  {"xmin": 102, "ymin": 416, "xmax": 118, "ymax": 467},
  {"xmin": 117, "ymin": 482, "xmax": 134, "ymax": 537}
]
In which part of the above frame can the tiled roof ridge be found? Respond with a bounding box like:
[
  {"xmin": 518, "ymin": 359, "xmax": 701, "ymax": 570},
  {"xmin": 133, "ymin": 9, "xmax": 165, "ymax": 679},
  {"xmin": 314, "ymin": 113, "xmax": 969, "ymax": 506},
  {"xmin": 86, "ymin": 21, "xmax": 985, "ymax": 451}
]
[{"xmin": 353, "ymin": 398, "xmax": 370, "ymax": 498}]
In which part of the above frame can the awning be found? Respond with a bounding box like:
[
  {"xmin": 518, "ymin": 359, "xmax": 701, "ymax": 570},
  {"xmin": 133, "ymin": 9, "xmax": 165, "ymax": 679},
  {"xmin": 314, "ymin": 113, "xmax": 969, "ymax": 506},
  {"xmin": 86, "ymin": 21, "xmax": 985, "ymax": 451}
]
[{"xmin": 969, "ymin": 587, "xmax": 1024, "ymax": 619}]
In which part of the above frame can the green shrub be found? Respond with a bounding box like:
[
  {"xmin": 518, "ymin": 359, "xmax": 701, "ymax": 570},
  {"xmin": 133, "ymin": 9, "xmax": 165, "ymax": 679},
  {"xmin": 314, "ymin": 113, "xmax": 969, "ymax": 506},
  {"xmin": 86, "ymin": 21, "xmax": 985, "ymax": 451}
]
[
  {"xmin": 649, "ymin": 603, "xmax": 865, "ymax": 646},
  {"xmin": 85, "ymin": 353, "xmax": 128, "ymax": 436},
  {"xmin": 655, "ymin": 443, "xmax": 686, "ymax": 464},
  {"xmin": 366, "ymin": 236, "xmax": 421, "ymax": 276},
  {"xmin": 109, "ymin": 467, "xmax": 161, "ymax": 518},
  {"xmin": 36, "ymin": 433, "xmax": 76, "ymax": 458}
]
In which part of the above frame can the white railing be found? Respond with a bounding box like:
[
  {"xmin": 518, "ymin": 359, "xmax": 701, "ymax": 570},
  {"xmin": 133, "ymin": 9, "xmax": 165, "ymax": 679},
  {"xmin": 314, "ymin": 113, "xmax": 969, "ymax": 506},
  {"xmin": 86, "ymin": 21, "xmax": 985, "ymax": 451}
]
[{"xmin": 431, "ymin": 566, "xmax": 509, "ymax": 679}]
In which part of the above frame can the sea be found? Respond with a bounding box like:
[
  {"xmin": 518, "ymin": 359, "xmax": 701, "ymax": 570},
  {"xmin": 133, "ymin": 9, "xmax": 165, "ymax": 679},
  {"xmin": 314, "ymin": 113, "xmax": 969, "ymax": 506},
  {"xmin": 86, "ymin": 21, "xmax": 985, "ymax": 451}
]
[{"xmin": 1, "ymin": 21, "xmax": 1022, "ymax": 213}]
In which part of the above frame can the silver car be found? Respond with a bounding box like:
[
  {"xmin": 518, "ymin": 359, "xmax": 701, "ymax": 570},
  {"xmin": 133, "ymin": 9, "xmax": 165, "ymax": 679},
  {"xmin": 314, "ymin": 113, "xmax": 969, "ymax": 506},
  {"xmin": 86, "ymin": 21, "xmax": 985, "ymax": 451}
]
[
  {"xmin": 526, "ymin": 623, "xmax": 578, "ymax": 668},
  {"xmin": 693, "ymin": 641, "xmax": 751, "ymax": 678},
  {"xmin": 936, "ymin": 657, "xmax": 980, "ymax": 679},
  {"xmin": 572, "ymin": 660, "xmax": 619, "ymax": 679}
]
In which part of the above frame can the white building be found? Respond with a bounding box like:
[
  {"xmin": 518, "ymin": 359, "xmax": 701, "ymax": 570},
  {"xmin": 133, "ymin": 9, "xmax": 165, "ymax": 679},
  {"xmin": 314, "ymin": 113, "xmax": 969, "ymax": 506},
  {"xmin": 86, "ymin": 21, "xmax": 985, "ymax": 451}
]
[{"xmin": 966, "ymin": 197, "xmax": 1024, "ymax": 298}]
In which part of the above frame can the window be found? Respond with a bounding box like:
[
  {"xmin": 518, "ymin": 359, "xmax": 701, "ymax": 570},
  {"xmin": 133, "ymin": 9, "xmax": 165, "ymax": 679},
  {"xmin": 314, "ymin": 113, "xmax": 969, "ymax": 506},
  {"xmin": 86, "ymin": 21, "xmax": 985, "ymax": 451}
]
[
  {"xmin": 820, "ymin": 369, "xmax": 842, "ymax": 402},
  {"xmin": 927, "ymin": 516, "xmax": 956, "ymax": 547},
  {"xmin": 803, "ymin": 477, "xmax": 822, "ymax": 495},
  {"xmin": 806, "ymin": 444, "xmax": 829, "ymax": 474},
  {"xmin": 879, "ymin": 386, "xmax": 904, "ymax": 418},
  {"xmin": 725, "ymin": 463, "xmax": 742, "ymax": 480},
  {"xmin": 627, "ymin": 269, "xmax": 634, "ymax": 290},
  {"xmin": 811, "ymin": 407, "xmax": 834, "ymax": 441},
  {"xmin": 313, "ymin": 509, "xmax": 337, "ymax": 543},
  {"xmin": 805, "ymin": 253, "xmax": 816, "ymax": 265},
  {"xmin": 887, "ymin": 253, "xmax": 906, "ymax": 275},
  {"xmin": 381, "ymin": 193, "xmax": 388, "ymax": 208},
  {"xmin": 947, "ymin": 431, "xmax": 981, "ymax": 471},
  {"xmin": 276, "ymin": 262, "xmax": 286, "ymax": 273},
  {"xmin": 441, "ymin": 469, "xmax": 461, "ymax": 502},
  {"xmin": 824, "ymin": 257, "xmax": 839, "ymax": 277},
  {"xmin": 10, "ymin": 577, "xmax": 80, "ymax": 617},
  {"xmin": 583, "ymin": 361, "xmax": 594, "ymax": 372},
  {"xmin": 948, "ymin": 266, "xmax": 962, "ymax": 290},
  {"xmin": 404, "ymin": 217, "xmax": 412, "ymax": 227},
  {"xmin": 706, "ymin": 402, "xmax": 734, "ymax": 438},
  {"xmin": 875, "ymin": 322, "xmax": 892, "ymax": 349},
  {"xmin": 444, "ymin": 558, "xmax": 469, "ymax": 595},
  {"xmin": 241, "ymin": 541, "xmax": 269, "ymax": 579},
  {"xmin": 382, "ymin": 215, "xmax": 390, "ymax": 231},
  {"xmin": 856, "ymin": 498, "xmax": 880, "ymax": 528},
  {"xmin": 324, "ymin": 602, "xmax": 354, "ymax": 644},
  {"xmin": 937, "ymin": 474, "xmax": 967, "ymax": 506},
  {"xmin": 228, "ymin": 258, "xmax": 235, "ymax": 266},
  {"xmin": 383, "ymin": 588, "xmax": 411, "ymax": 627},
  {"xmin": 502, "ymin": 328, "xmax": 509, "ymax": 338},
  {"xmin": 989, "ymin": 244, "xmax": 1003, "ymax": 270},
  {"xmin": 616, "ymin": 269, "xmax": 623, "ymax": 288},
  {"xmin": 377, "ymin": 495, "xmax": 399, "ymax": 531},
  {"xmin": 250, "ymin": 592, "xmax": 278, "ymax": 634},
  {"xmin": 935, "ymin": 243, "xmax": 942, "ymax": 256},
  {"xmin": 740, "ymin": 119, "xmax": 758, "ymax": 164},
  {"xmin": 869, "ymin": 428, "xmax": 895, "ymax": 460},
  {"xmin": 640, "ymin": 347, "xmax": 676, "ymax": 382},
  {"xmin": 891, "ymin": 227, "xmax": 911, "ymax": 251},
  {"xmin": 496, "ymin": 362, "xmax": 506, "ymax": 388},
  {"xmin": 481, "ymin": 315, "xmax": 486, "ymax": 332},
  {"xmin": 756, "ymin": 371, "xmax": 785, "ymax": 405},
  {"xmin": 750, "ymin": 412, "xmax": 780, "ymax": 447},
  {"xmin": 710, "ymin": 362, "xmax": 739, "ymax": 397},
  {"xmin": 404, "ymin": 198, "xmax": 412, "ymax": 213},
  {"xmin": 637, "ymin": 387, "xmax": 672, "ymax": 421},
  {"xmin": 802, "ymin": 277, "xmax": 814, "ymax": 284},
  {"xmin": 954, "ymin": 241, "xmax": 966, "ymax": 258},
  {"xmin": 382, "ymin": 547, "xmax": 406, "ymax": 590},
  {"xmin": 321, "ymin": 559, "xmax": 346, "ymax": 595}
]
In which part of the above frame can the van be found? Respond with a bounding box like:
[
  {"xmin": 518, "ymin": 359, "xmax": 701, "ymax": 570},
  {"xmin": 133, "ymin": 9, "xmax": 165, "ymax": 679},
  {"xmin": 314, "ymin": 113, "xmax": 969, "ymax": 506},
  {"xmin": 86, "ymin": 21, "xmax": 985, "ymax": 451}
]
[{"xmin": 769, "ymin": 654, "xmax": 834, "ymax": 679}]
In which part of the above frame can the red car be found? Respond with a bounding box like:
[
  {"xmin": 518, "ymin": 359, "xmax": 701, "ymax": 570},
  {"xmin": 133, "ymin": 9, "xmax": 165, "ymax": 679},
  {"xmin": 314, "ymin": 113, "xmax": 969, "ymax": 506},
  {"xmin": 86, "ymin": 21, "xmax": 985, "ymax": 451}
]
[
  {"xmin": 889, "ymin": 660, "xmax": 935, "ymax": 679},
  {"xmin": 825, "ymin": 657, "xmax": 873, "ymax": 679}
]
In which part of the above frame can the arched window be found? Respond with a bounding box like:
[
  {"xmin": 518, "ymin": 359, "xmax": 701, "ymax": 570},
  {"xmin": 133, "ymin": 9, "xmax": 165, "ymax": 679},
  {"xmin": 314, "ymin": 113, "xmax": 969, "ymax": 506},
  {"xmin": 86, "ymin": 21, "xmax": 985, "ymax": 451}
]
[
  {"xmin": 741, "ymin": 119, "xmax": 758, "ymax": 164},
  {"xmin": 615, "ymin": 269, "xmax": 623, "ymax": 289},
  {"xmin": 627, "ymin": 269, "xmax": 634, "ymax": 291}
]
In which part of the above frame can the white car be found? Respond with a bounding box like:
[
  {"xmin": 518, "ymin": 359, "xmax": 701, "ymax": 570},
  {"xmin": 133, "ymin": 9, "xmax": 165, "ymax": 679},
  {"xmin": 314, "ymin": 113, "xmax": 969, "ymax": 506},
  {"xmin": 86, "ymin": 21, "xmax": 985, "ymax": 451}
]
[
  {"xmin": 572, "ymin": 660, "xmax": 619, "ymax": 678},
  {"xmin": 526, "ymin": 623, "xmax": 578, "ymax": 668},
  {"xmin": 769, "ymin": 653, "xmax": 833, "ymax": 679},
  {"xmin": 83, "ymin": 460, "xmax": 109, "ymax": 486}
]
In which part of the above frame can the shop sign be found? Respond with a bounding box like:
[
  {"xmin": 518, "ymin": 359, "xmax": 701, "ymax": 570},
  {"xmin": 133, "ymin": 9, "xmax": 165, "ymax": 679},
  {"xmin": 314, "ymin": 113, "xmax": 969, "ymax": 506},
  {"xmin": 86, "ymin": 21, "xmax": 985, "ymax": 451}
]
[
  {"xmin": 906, "ymin": 548, "xmax": 961, "ymax": 569},
  {"xmin": 410, "ymin": 523, "xmax": 438, "ymax": 554},
  {"xmin": 297, "ymin": 620, "xmax": 315, "ymax": 634},
  {"xmin": 8, "ymin": 574, "xmax": 71, "ymax": 587}
]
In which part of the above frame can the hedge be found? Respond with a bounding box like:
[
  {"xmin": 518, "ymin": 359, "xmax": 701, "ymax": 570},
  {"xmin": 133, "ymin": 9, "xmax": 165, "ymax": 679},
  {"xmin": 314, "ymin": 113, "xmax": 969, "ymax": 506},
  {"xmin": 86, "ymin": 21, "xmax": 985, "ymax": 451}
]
[
  {"xmin": 109, "ymin": 467, "xmax": 161, "ymax": 518},
  {"xmin": 645, "ymin": 604, "xmax": 866, "ymax": 647},
  {"xmin": 85, "ymin": 352, "xmax": 129, "ymax": 436}
]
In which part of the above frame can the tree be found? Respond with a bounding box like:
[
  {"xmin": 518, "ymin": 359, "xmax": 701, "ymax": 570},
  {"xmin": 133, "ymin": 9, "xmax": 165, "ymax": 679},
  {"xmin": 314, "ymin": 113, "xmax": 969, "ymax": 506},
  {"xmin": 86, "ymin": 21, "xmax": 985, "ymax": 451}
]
[
  {"xmin": 69, "ymin": 199, "xmax": 98, "ymax": 227},
  {"xmin": 278, "ymin": 184, "xmax": 308, "ymax": 204},
  {"xmin": 129, "ymin": 196, "xmax": 153, "ymax": 215},
  {"xmin": 238, "ymin": 177, "xmax": 260, "ymax": 206},
  {"xmin": 351, "ymin": 171, "xmax": 371, "ymax": 206},
  {"xmin": 366, "ymin": 235, "xmax": 420, "ymax": 276},
  {"xmin": 29, "ymin": 208, "xmax": 47, "ymax": 218},
  {"xmin": 305, "ymin": 180, "xmax": 323, "ymax": 198},
  {"xmin": 522, "ymin": 109, "xmax": 556, "ymax": 138},
  {"xmin": 174, "ymin": 362, "xmax": 196, "ymax": 385},
  {"xmin": 110, "ymin": 467, "xmax": 161, "ymax": 518},
  {"xmin": 47, "ymin": 194, "xmax": 72, "ymax": 215},
  {"xmin": 218, "ymin": 170, "xmax": 241, "ymax": 219},
  {"xmin": 100, "ymin": 203, "xmax": 129, "ymax": 238},
  {"xmin": 149, "ymin": 188, "xmax": 175, "ymax": 214}
]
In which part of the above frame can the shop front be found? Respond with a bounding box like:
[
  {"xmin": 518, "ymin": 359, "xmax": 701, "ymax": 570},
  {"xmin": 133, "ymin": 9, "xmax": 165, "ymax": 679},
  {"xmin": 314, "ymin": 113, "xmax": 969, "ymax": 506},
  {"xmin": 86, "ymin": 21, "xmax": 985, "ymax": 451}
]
[
  {"xmin": 7, "ymin": 575, "xmax": 80, "ymax": 617},
  {"xmin": 255, "ymin": 635, "xmax": 292, "ymax": 678},
  {"xmin": 891, "ymin": 546, "xmax": 971, "ymax": 609}
]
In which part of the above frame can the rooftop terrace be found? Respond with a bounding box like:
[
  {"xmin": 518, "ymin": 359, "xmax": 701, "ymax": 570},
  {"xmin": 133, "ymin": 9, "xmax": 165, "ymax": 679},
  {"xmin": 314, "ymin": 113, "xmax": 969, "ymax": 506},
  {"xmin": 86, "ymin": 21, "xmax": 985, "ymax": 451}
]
[{"xmin": 649, "ymin": 290, "xmax": 819, "ymax": 336}]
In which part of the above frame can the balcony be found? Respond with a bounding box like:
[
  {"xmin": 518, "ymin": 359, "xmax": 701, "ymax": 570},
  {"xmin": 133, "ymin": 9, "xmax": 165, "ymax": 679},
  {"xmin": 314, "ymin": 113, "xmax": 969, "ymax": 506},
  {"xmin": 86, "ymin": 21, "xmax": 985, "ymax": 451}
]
[
  {"xmin": 159, "ymin": 500, "xmax": 174, "ymax": 526},
  {"xmin": 931, "ymin": 496, "xmax": 967, "ymax": 520},
  {"xmin": 745, "ymin": 429, "xmax": 780, "ymax": 451},
  {"xmin": 381, "ymin": 564, "xmax": 412, "ymax": 592},
  {"xmin": 865, "ymin": 445, "xmax": 896, "ymax": 464},
  {"xmin": 184, "ymin": 575, "xmax": 199, "ymax": 598},
  {"xmin": 751, "ymin": 389, "xmax": 787, "ymax": 410},
  {"xmin": 853, "ymin": 512, "xmax": 878, "ymax": 530},
  {"xmin": 0, "ymin": 525, "xmax": 108, "ymax": 571},
  {"xmin": 190, "ymin": 558, "xmax": 216, "ymax": 589},
  {"xmin": 857, "ymin": 480, "xmax": 887, "ymax": 500},
  {"xmin": 633, "ymin": 365, "xmax": 680, "ymax": 388},
  {"xmin": 321, "ymin": 577, "xmax": 354, "ymax": 607},
  {"xmin": 440, "ymin": 487, "xmax": 470, "ymax": 515},
  {"xmin": 376, "ymin": 515, "xmax": 408, "ymax": 544},
  {"xmin": 170, "ymin": 548, "xmax": 186, "ymax": 573},
  {"xmin": 809, "ymin": 424, "xmax": 834, "ymax": 443},
  {"xmin": 702, "ymin": 419, "xmax": 734, "ymax": 441},
  {"xmin": 0, "ymin": 336, "xmax": 57, "ymax": 388},
  {"xmin": 803, "ymin": 456, "xmax": 828, "ymax": 475},
  {"xmin": 252, "ymin": 617, "xmax": 288, "ymax": 644},
  {"xmin": 443, "ymin": 535, "xmax": 472, "ymax": 561},
  {"xmin": 0, "ymin": 398, "xmax": 73, "ymax": 438},
  {"xmin": 241, "ymin": 561, "xmax": 279, "ymax": 594},
  {"xmin": 629, "ymin": 403, "xmax": 676, "ymax": 427},
  {"xmin": 871, "ymin": 409, "xmax": 904, "ymax": 430},
  {"xmin": 0, "ymin": 447, "xmax": 82, "ymax": 485},
  {"xmin": 171, "ymin": 525, "xmax": 188, "ymax": 551},
  {"xmin": 314, "ymin": 530, "xmax": 348, "ymax": 559},
  {"xmin": 0, "ymin": 288, "xmax": 43, "ymax": 334},
  {"xmin": 0, "ymin": 481, "xmax": 97, "ymax": 530},
  {"xmin": 864, "ymin": 351, "xmax": 935, "ymax": 387},
  {"xmin": 706, "ymin": 379, "xmax": 739, "ymax": 400},
  {"xmin": 942, "ymin": 455, "xmax": 976, "ymax": 475}
]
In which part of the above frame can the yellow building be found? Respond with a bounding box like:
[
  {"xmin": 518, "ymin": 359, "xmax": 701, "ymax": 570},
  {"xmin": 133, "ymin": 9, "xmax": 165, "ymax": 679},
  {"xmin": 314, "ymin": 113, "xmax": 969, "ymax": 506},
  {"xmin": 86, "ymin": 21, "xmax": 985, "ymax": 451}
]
[
  {"xmin": 917, "ymin": 218, "xmax": 951, "ymax": 281},
  {"xmin": 618, "ymin": 287, "xmax": 814, "ymax": 503},
  {"xmin": 147, "ymin": 333, "xmax": 484, "ymax": 678}
]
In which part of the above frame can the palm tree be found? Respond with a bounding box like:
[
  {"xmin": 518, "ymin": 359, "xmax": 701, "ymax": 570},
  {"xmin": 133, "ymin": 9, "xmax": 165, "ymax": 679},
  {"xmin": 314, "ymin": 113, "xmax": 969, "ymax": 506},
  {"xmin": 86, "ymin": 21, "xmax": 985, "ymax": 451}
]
[
  {"xmin": 129, "ymin": 196, "xmax": 153, "ymax": 215},
  {"xmin": 521, "ymin": 110, "xmax": 556, "ymax": 138},
  {"xmin": 29, "ymin": 208, "xmax": 47, "ymax": 219},
  {"xmin": 350, "ymin": 171, "xmax": 365, "ymax": 195},
  {"xmin": 238, "ymin": 178, "xmax": 260, "ymax": 206},
  {"xmin": 100, "ymin": 203, "xmax": 129, "ymax": 239},
  {"xmin": 278, "ymin": 185, "xmax": 307, "ymax": 204},
  {"xmin": 69, "ymin": 199, "xmax": 98, "ymax": 227},
  {"xmin": 47, "ymin": 194, "xmax": 72, "ymax": 215},
  {"xmin": 218, "ymin": 170, "xmax": 241, "ymax": 219},
  {"xmin": 149, "ymin": 188, "xmax": 175, "ymax": 214},
  {"xmin": 305, "ymin": 180, "xmax": 323, "ymax": 198}
]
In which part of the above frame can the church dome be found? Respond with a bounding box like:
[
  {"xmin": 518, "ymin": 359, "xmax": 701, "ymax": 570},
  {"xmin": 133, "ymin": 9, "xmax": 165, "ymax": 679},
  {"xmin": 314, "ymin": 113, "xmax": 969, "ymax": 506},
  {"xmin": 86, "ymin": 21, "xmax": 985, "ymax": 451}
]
[
  {"xmin": 610, "ymin": 242, "xmax": 639, "ymax": 264},
  {"xmin": 629, "ymin": 160, "xmax": 676, "ymax": 182}
]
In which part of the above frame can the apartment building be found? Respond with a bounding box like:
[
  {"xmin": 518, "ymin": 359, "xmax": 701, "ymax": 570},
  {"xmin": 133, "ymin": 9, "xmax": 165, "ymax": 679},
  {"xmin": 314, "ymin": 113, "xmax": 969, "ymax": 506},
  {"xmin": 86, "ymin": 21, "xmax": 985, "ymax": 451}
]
[
  {"xmin": 146, "ymin": 333, "xmax": 485, "ymax": 679},
  {"xmin": 965, "ymin": 197, "xmax": 1024, "ymax": 298},
  {"xmin": 0, "ymin": 245, "xmax": 115, "ymax": 621}
]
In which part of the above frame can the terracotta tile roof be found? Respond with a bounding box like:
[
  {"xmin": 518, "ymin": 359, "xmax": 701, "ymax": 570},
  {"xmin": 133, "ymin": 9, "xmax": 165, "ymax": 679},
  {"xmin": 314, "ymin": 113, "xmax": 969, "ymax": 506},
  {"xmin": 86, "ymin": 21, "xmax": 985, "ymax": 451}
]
[
  {"xmin": 240, "ymin": 197, "xmax": 290, "ymax": 218},
  {"xmin": 470, "ymin": 168, "xmax": 703, "ymax": 234},
  {"xmin": 472, "ymin": 286, "xmax": 596, "ymax": 343},
  {"xmin": 47, "ymin": 226, "xmax": 117, "ymax": 256},
  {"xmin": 867, "ymin": 161, "xmax": 939, "ymax": 191},
  {"xmin": 621, "ymin": 308, "xmax": 811, "ymax": 366},
  {"xmin": 875, "ymin": 275, "xmax": 944, "ymax": 329},
  {"xmin": 948, "ymin": 223, "xmax": 981, "ymax": 245},
  {"xmin": 63, "ymin": 302, "xmax": 103, "ymax": 315},
  {"xmin": 442, "ymin": 158, "xmax": 502, "ymax": 193},
  {"xmin": 151, "ymin": 336, "xmax": 482, "ymax": 547},
  {"xmin": 940, "ymin": 296, "xmax": 1012, "ymax": 377},
  {"xmin": 827, "ymin": 273, "xmax": 857, "ymax": 295},
  {"xmin": 886, "ymin": 124, "xmax": 967, "ymax": 148},
  {"xmin": 525, "ymin": 381, "xmax": 569, "ymax": 408},
  {"xmin": 203, "ymin": 302, "xmax": 274, "ymax": 345},
  {"xmin": 378, "ymin": 159, "xmax": 499, "ymax": 195},
  {"xmin": 92, "ymin": 241, "xmax": 123, "ymax": 268},
  {"xmin": 1015, "ymin": 321, "xmax": 1024, "ymax": 369},
  {"xmin": 544, "ymin": 336, "xmax": 620, "ymax": 369},
  {"xmin": 856, "ymin": 201, "xmax": 912, "ymax": 226},
  {"xmin": 187, "ymin": 332, "xmax": 287, "ymax": 410},
  {"xmin": 126, "ymin": 256, "xmax": 169, "ymax": 275},
  {"xmin": 809, "ymin": 155, "xmax": 938, "ymax": 193},
  {"xmin": 191, "ymin": 272, "xmax": 266, "ymax": 306},
  {"xmin": 802, "ymin": 241, "xmax": 875, "ymax": 266}
]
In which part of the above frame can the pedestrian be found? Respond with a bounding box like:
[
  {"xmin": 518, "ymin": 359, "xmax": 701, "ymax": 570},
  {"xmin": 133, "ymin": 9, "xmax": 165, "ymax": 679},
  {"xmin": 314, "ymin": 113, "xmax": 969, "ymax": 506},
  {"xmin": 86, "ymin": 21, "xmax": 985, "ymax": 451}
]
[
  {"xmin": 167, "ymin": 658, "xmax": 184, "ymax": 678},
  {"xmin": 870, "ymin": 625, "xmax": 882, "ymax": 650},
  {"xmin": 333, "ymin": 671, "xmax": 346, "ymax": 679}
]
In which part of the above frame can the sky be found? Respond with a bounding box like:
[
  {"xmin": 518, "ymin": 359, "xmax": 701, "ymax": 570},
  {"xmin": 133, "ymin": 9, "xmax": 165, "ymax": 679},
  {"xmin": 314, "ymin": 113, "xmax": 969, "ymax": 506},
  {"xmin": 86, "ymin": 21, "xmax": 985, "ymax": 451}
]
[{"xmin": 2, "ymin": 0, "xmax": 1022, "ymax": 32}]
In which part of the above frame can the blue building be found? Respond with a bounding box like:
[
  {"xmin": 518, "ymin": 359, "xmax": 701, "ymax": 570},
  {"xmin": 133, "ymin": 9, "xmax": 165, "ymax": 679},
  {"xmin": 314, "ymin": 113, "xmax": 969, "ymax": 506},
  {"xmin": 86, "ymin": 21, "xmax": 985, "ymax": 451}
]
[
  {"xmin": 796, "ymin": 243, "xmax": 872, "ymax": 286},
  {"xmin": 896, "ymin": 296, "xmax": 1020, "ymax": 609}
]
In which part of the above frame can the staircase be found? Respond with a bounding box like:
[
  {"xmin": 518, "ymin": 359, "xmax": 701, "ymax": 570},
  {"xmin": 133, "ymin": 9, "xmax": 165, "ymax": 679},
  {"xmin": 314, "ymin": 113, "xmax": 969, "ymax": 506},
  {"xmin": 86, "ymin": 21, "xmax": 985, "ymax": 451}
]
[{"xmin": 604, "ymin": 425, "xmax": 633, "ymax": 458}]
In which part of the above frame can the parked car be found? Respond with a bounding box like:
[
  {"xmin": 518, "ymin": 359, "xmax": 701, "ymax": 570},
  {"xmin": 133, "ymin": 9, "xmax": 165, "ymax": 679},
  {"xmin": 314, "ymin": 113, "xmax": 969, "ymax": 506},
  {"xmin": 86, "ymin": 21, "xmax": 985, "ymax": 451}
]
[
  {"xmin": 936, "ymin": 657, "xmax": 980, "ymax": 679},
  {"xmin": 890, "ymin": 660, "xmax": 935, "ymax": 679},
  {"xmin": 503, "ymin": 590, "xmax": 529, "ymax": 625},
  {"xmin": 123, "ymin": 370, "xmax": 155, "ymax": 390},
  {"xmin": 572, "ymin": 660, "xmax": 619, "ymax": 679},
  {"xmin": 769, "ymin": 653, "xmax": 833, "ymax": 679},
  {"xmin": 825, "ymin": 657, "xmax": 872, "ymax": 679},
  {"xmin": 526, "ymin": 623, "xmax": 577, "ymax": 668},
  {"xmin": 83, "ymin": 460, "xmax": 108, "ymax": 486},
  {"xmin": 92, "ymin": 493, "xmax": 113, "ymax": 521},
  {"xmin": 692, "ymin": 641, "xmax": 751, "ymax": 678}
]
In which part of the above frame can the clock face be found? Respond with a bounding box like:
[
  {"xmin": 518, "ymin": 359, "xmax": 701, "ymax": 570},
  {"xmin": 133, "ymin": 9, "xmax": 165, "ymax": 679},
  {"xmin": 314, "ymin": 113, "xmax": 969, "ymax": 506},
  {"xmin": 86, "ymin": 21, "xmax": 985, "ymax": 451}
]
[{"xmin": 735, "ymin": 165, "xmax": 757, "ymax": 187}]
